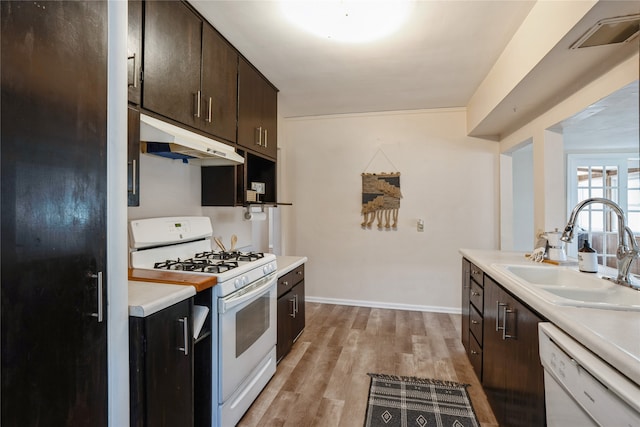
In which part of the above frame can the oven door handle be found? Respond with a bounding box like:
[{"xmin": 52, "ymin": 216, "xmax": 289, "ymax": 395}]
[{"xmin": 218, "ymin": 272, "xmax": 277, "ymax": 313}]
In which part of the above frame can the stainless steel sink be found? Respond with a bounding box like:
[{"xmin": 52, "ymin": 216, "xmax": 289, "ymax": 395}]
[{"xmin": 492, "ymin": 264, "xmax": 640, "ymax": 311}]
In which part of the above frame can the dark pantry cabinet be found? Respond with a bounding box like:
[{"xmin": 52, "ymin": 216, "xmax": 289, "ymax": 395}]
[{"xmin": 1, "ymin": 1, "xmax": 108, "ymax": 425}]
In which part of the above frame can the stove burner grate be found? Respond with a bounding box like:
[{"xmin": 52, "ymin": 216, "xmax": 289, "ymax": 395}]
[
  {"xmin": 154, "ymin": 258, "xmax": 239, "ymax": 273},
  {"xmin": 194, "ymin": 251, "xmax": 265, "ymax": 262}
]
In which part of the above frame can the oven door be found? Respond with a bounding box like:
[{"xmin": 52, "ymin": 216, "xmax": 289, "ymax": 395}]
[{"xmin": 218, "ymin": 272, "xmax": 277, "ymax": 403}]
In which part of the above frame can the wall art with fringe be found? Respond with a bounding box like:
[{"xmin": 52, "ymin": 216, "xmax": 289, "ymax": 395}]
[{"xmin": 361, "ymin": 172, "xmax": 402, "ymax": 230}]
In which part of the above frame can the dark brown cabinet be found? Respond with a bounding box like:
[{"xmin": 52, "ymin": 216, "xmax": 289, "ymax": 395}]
[
  {"xmin": 201, "ymin": 24, "xmax": 238, "ymax": 143},
  {"xmin": 238, "ymin": 58, "xmax": 278, "ymax": 159},
  {"xmin": 461, "ymin": 258, "xmax": 484, "ymax": 380},
  {"xmin": 1, "ymin": 1, "xmax": 108, "ymax": 425},
  {"xmin": 201, "ymin": 151, "xmax": 277, "ymax": 206},
  {"xmin": 482, "ymin": 276, "xmax": 546, "ymax": 427},
  {"xmin": 143, "ymin": 0, "xmax": 238, "ymax": 143},
  {"xmin": 128, "ymin": 0, "xmax": 142, "ymax": 105},
  {"xmin": 128, "ymin": 107, "xmax": 141, "ymax": 206},
  {"xmin": 130, "ymin": 299, "xmax": 194, "ymax": 427},
  {"xmin": 277, "ymin": 264, "xmax": 306, "ymax": 362},
  {"xmin": 143, "ymin": 0, "xmax": 201, "ymax": 128}
]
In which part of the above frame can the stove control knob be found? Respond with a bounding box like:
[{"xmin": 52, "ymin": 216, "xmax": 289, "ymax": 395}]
[
  {"xmin": 242, "ymin": 276, "xmax": 248, "ymax": 286},
  {"xmin": 234, "ymin": 278, "xmax": 242, "ymax": 289}
]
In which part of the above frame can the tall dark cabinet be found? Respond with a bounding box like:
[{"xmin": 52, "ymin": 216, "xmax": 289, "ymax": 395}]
[{"xmin": 1, "ymin": 2, "xmax": 108, "ymax": 426}]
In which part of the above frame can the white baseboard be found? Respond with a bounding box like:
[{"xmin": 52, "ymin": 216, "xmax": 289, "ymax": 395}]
[{"xmin": 305, "ymin": 296, "xmax": 461, "ymax": 315}]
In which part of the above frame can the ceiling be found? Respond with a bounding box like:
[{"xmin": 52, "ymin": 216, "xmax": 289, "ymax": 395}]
[{"xmin": 190, "ymin": 1, "xmax": 639, "ymax": 143}]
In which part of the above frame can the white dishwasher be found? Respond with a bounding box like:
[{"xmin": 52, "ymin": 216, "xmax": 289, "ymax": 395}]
[{"xmin": 538, "ymin": 323, "xmax": 640, "ymax": 427}]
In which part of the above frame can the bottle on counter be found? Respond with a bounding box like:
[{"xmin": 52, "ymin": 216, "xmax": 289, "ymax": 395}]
[{"xmin": 578, "ymin": 241, "xmax": 598, "ymax": 273}]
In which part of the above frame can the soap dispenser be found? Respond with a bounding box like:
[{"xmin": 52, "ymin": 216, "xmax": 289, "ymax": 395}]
[{"xmin": 578, "ymin": 241, "xmax": 598, "ymax": 273}]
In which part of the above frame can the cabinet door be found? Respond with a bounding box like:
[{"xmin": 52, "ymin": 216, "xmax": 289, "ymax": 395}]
[
  {"xmin": 128, "ymin": 107, "xmax": 141, "ymax": 206},
  {"xmin": 1, "ymin": 1, "xmax": 108, "ymax": 425},
  {"xmin": 143, "ymin": 0, "xmax": 201, "ymax": 128},
  {"xmin": 461, "ymin": 259, "xmax": 471, "ymax": 352},
  {"xmin": 483, "ymin": 277, "xmax": 545, "ymax": 427},
  {"xmin": 277, "ymin": 292, "xmax": 294, "ymax": 362},
  {"xmin": 145, "ymin": 300, "xmax": 194, "ymax": 427},
  {"xmin": 238, "ymin": 58, "xmax": 264, "ymax": 152},
  {"xmin": 291, "ymin": 281, "xmax": 305, "ymax": 341},
  {"xmin": 261, "ymin": 81, "xmax": 278, "ymax": 159},
  {"xmin": 201, "ymin": 24, "xmax": 238, "ymax": 142},
  {"xmin": 127, "ymin": 0, "xmax": 142, "ymax": 105}
]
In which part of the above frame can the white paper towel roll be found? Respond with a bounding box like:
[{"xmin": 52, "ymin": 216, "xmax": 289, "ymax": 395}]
[{"xmin": 244, "ymin": 211, "xmax": 267, "ymax": 221}]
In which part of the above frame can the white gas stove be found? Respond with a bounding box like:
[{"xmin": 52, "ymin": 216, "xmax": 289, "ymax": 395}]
[{"xmin": 129, "ymin": 216, "xmax": 277, "ymax": 427}]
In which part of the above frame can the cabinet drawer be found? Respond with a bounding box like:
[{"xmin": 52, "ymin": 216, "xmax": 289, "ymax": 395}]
[
  {"xmin": 470, "ymin": 262, "xmax": 483, "ymax": 287},
  {"xmin": 469, "ymin": 305, "xmax": 483, "ymax": 345},
  {"xmin": 277, "ymin": 265, "xmax": 304, "ymax": 298},
  {"xmin": 470, "ymin": 280, "xmax": 484, "ymax": 313},
  {"xmin": 468, "ymin": 334, "xmax": 483, "ymax": 380}
]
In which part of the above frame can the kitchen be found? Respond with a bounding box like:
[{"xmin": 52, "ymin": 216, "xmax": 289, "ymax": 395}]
[{"xmin": 2, "ymin": 1, "xmax": 639, "ymax": 426}]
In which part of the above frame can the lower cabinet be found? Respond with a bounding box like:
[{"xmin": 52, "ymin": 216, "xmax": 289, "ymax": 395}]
[
  {"xmin": 130, "ymin": 298, "xmax": 194, "ymax": 427},
  {"xmin": 482, "ymin": 275, "xmax": 546, "ymax": 427},
  {"xmin": 461, "ymin": 258, "xmax": 546, "ymax": 426},
  {"xmin": 277, "ymin": 264, "xmax": 305, "ymax": 362}
]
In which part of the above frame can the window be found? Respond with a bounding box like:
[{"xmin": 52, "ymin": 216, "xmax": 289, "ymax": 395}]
[{"xmin": 567, "ymin": 154, "xmax": 640, "ymax": 273}]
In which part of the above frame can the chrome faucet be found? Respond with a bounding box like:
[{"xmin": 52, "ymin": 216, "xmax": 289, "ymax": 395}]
[{"xmin": 561, "ymin": 197, "xmax": 640, "ymax": 289}]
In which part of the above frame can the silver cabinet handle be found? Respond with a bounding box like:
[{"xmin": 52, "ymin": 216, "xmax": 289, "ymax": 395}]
[
  {"xmin": 296, "ymin": 271, "xmax": 303, "ymax": 276},
  {"xmin": 127, "ymin": 53, "xmax": 137, "ymax": 88},
  {"xmin": 471, "ymin": 350, "xmax": 479, "ymax": 355},
  {"xmin": 131, "ymin": 159, "xmax": 136, "ymax": 196},
  {"xmin": 194, "ymin": 91, "xmax": 201, "ymax": 118},
  {"xmin": 471, "ymin": 291, "xmax": 480, "ymax": 296},
  {"xmin": 496, "ymin": 301, "xmax": 507, "ymax": 332},
  {"xmin": 294, "ymin": 294, "xmax": 299, "ymax": 315},
  {"xmin": 283, "ymin": 280, "xmax": 288, "ymax": 286},
  {"xmin": 289, "ymin": 296, "xmax": 296, "ymax": 318},
  {"xmin": 89, "ymin": 272, "xmax": 103, "ymax": 323},
  {"xmin": 264, "ymin": 129, "xmax": 268, "ymax": 148},
  {"xmin": 502, "ymin": 306, "xmax": 516, "ymax": 340},
  {"xmin": 206, "ymin": 97, "xmax": 213, "ymax": 123},
  {"xmin": 178, "ymin": 317, "xmax": 189, "ymax": 355},
  {"xmin": 471, "ymin": 320, "xmax": 479, "ymax": 325},
  {"xmin": 255, "ymin": 126, "xmax": 263, "ymax": 146}
]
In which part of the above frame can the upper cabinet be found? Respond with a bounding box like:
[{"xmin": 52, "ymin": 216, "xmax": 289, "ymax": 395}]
[
  {"xmin": 201, "ymin": 24, "xmax": 238, "ymax": 143},
  {"xmin": 142, "ymin": 1, "xmax": 238, "ymax": 143},
  {"xmin": 143, "ymin": 1, "xmax": 202, "ymax": 129},
  {"xmin": 238, "ymin": 58, "xmax": 278, "ymax": 159},
  {"xmin": 127, "ymin": 0, "xmax": 142, "ymax": 105}
]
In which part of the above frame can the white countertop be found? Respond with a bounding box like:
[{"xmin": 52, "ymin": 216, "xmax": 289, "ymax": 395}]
[
  {"xmin": 460, "ymin": 249, "xmax": 640, "ymax": 385},
  {"xmin": 128, "ymin": 281, "xmax": 196, "ymax": 317},
  {"xmin": 128, "ymin": 256, "xmax": 307, "ymax": 316},
  {"xmin": 276, "ymin": 255, "xmax": 308, "ymax": 277}
]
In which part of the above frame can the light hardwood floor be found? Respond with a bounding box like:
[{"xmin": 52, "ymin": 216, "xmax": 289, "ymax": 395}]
[{"xmin": 238, "ymin": 302, "xmax": 498, "ymax": 427}]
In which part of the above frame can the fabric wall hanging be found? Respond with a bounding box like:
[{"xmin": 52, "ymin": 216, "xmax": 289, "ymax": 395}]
[{"xmin": 361, "ymin": 172, "xmax": 402, "ymax": 229}]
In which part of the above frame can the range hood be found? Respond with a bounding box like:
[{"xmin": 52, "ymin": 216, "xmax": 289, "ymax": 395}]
[{"xmin": 139, "ymin": 113, "xmax": 244, "ymax": 165}]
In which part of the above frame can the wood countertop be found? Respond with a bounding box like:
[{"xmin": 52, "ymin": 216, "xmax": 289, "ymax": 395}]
[{"xmin": 128, "ymin": 268, "xmax": 217, "ymax": 293}]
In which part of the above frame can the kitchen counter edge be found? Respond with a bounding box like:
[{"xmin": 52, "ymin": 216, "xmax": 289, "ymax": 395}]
[
  {"xmin": 276, "ymin": 255, "xmax": 308, "ymax": 277},
  {"xmin": 128, "ymin": 280, "xmax": 196, "ymax": 318},
  {"xmin": 460, "ymin": 248, "xmax": 640, "ymax": 386}
]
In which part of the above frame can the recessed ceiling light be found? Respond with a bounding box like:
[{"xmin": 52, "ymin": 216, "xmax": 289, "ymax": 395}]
[{"xmin": 280, "ymin": 0, "xmax": 414, "ymax": 43}]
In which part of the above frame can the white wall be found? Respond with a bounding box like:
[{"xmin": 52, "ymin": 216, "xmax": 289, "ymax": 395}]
[{"xmin": 281, "ymin": 108, "xmax": 498, "ymax": 312}]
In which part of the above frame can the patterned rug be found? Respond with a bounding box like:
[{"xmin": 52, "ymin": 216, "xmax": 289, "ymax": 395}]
[{"xmin": 364, "ymin": 374, "xmax": 480, "ymax": 427}]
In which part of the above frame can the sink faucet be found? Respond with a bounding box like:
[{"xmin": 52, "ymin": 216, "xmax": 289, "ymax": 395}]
[{"xmin": 561, "ymin": 197, "xmax": 640, "ymax": 289}]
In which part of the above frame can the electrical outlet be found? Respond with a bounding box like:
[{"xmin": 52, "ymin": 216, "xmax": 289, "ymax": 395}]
[{"xmin": 251, "ymin": 182, "xmax": 265, "ymax": 194}]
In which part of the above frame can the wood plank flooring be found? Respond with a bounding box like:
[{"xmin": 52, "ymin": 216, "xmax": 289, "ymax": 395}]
[{"xmin": 238, "ymin": 302, "xmax": 498, "ymax": 427}]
